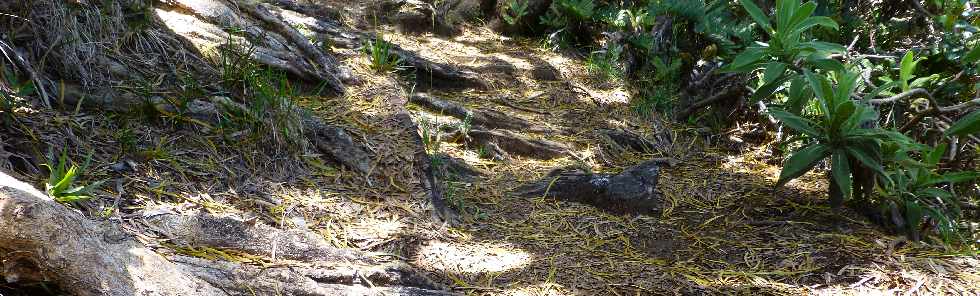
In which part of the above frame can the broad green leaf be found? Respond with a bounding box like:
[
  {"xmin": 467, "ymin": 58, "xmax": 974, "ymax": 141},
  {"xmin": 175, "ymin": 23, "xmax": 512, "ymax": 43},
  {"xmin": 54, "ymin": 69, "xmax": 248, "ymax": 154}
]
[
  {"xmin": 762, "ymin": 62, "xmax": 788, "ymax": 85},
  {"xmin": 918, "ymin": 188, "xmax": 953, "ymax": 200},
  {"xmin": 786, "ymin": 76, "xmax": 811, "ymax": 114},
  {"xmin": 933, "ymin": 171, "xmax": 980, "ymax": 185},
  {"xmin": 925, "ymin": 142, "xmax": 947, "ymax": 166},
  {"xmin": 804, "ymin": 70, "xmax": 833, "ymax": 121},
  {"xmin": 835, "ymin": 70, "xmax": 861, "ymax": 103},
  {"xmin": 909, "ymin": 75, "xmax": 938, "ymax": 89},
  {"xmin": 740, "ymin": 0, "xmax": 773, "ymax": 34},
  {"xmin": 788, "ymin": 16, "xmax": 838, "ymax": 37},
  {"xmin": 862, "ymin": 80, "xmax": 899, "ymax": 102},
  {"xmin": 945, "ymin": 110, "xmax": 980, "ymax": 137},
  {"xmin": 830, "ymin": 101, "xmax": 856, "ymax": 132},
  {"xmin": 754, "ymin": 74, "xmax": 792, "ymax": 101},
  {"xmin": 724, "ymin": 47, "xmax": 768, "ymax": 72},
  {"xmin": 904, "ymin": 201, "xmax": 923, "ymax": 236},
  {"xmin": 807, "ymin": 58, "xmax": 845, "ymax": 72},
  {"xmin": 776, "ymin": 143, "xmax": 830, "ymax": 187},
  {"xmin": 787, "ymin": 2, "xmax": 816, "ymax": 29},
  {"xmin": 844, "ymin": 142, "xmax": 887, "ymax": 178},
  {"xmin": 964, "ymin": 46, "xmax": 980, "ymax": 64},
  {"xmin": 840, "ymin": 106, "xmax": 875, "ymax": 131},
  {"xmin": 769, "ymin": 108, "xmax": 820, "ymax": 137},
  {"xmin": 899, "ymin": 51, "xmax": 920, "ymax": 91},
  {"xmin": 775, "ymin": 0, "xmax": 796, "ymax": 33},
  {"xmin": 831, "ymin": 150, "xmax": 852, "ymax": 201},
  {"xmin": 798, "ymin": 41, "xmax": 846, "ymax": 54}
]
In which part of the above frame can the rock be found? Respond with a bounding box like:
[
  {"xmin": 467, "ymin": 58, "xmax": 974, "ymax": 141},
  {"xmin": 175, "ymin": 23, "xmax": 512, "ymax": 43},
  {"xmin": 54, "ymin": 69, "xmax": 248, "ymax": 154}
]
[{"xmin": 516, "ymin": 159, "xmax": 665, "ymax": 215}]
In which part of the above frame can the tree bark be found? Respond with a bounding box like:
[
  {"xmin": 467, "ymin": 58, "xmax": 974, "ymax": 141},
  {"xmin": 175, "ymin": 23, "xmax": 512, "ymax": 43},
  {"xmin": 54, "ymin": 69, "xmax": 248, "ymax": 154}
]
[{"xmin": 0, "ymin": 171, "xmax": 456, "ymax": 296}]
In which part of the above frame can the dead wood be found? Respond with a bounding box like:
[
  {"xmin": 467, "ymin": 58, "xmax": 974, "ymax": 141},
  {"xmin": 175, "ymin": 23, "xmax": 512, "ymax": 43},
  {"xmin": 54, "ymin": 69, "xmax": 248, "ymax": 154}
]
[
  {"xmin": 0, "ymin": 171, "xmax": 456, "ymax": 295},
  {"xmin": 58, "ymin": 92, "xmax": 374, "ymax": 175},
  {"xmin": 174, "ymin": 255, "xmax": 456, "ymax": 296},
  {"xmin": 145, "ymin": 209, "xmax": 365, "ymax": 262},
  {"xmin": 409, "ymin": 93, "xmax": 546, "ymax": 132},
  {"xmin": 674, "ymin": 86, "xmax": 745, "ymax": 120},
  {"xmin": 267, "ymin": 5, "xmax": 488, "ymax": 89},
  {"xmin": 397, "ymin": 112, "xmax": 459, "ymax": 223},
  {"xmin": 598, "ymin": 128, "xmax": 657, "ymax": 153},
  {"xmin": 452, "ymin": 128, "xmax": 570, "ymax": 160},
  {"xmin": 515, "ymin": 159, "xmax": 665, "ymax": 215},
  {"xmin": 0, "ymin": 171, "xmax": 224, "ymax": 295},
  {"xmin": 432, "ymin": 154, "xmax": 485, "ymax": 182},
  {"xmin": 162, "ymin": 0, "xmax": 348, "ymax": 93}
]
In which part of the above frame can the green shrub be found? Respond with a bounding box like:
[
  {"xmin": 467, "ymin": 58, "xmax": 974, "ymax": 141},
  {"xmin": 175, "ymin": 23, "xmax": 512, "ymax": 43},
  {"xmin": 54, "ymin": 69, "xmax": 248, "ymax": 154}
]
[
  {"xmin": 727, "ymin": 0, "xmax": 979, "ymax": 243},
  {"xmin": 878, "ymin": 142, "xmax": 979, "ymax": 243}
]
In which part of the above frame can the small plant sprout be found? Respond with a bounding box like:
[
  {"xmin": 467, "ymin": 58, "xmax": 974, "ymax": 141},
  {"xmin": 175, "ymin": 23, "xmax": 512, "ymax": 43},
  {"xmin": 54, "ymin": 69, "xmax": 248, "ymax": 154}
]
[
  {"xmin": 364, "ymin": 33, "xmax": 403, "ymax": 73},
  {"xmin": 43, "ymin": 149, "xmax": 103, "ymax": 204}
]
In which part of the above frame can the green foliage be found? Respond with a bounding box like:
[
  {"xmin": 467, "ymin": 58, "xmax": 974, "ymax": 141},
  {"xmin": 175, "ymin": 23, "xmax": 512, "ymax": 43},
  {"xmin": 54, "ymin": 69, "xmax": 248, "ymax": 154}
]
[
  {"xmin": 0, "ymin": 64, "xmax": 35, "ymax": 124},
  {"xmin": 945, "ymin": 110, "xmax": 980, "ymax": 137},
  {"xmin": 418, "ymin": 116, "xmax": 443, "ymax": 154},
  {"xmin": 770, "ymin": 70, "xmax": 890, "ymax": 202},
  {"xmin": 542, "ymin": 0, "xmax": 595, "ymax": 27},
  {"xmin": 725, "ymin": 0, "xmax": 843, "ymax": 76},
  {"xmin": 212, "ymin": 35, "xmax": 304, "ymax": 151},
  {"xmin": 585, "ymin": 45, "xmax": 623, "ymax": 82},
  {"xmin": 726, "ymin": 0, "xmax": 979, "ymax": 243},
  {"xmin": 540, "ymin": 0, "xmax": 597, "ymax": 48},
  {"xmin": 501, "ymin": 0, "xmax": 529, "ymax": 25},
  {"xmin": 363, "ymin": 35, "xmax": 403, "ymax": 73},
  {"xmin": 43, "ymin": 149, "xmax": 103, "ymax": 204},
  {"xmin": 632, "ymin": 56, "xmax": 683, "ymax": 116},
  {"xmin": 878, "ymin": 143, "xmax": 980, "ymax": 243}
]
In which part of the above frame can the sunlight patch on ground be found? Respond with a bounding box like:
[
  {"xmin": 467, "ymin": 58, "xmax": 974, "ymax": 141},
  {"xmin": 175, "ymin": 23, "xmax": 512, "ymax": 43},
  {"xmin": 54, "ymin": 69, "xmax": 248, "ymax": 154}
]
[
  {"xmin": 155, "ymin": 9, "xmax": 225, "ymax": 54},
  {"xmin": 347, "ymin": 218, "xmax": 405, "ymax": 240},
  {"xmin": 498, "ymin": 283, "xmax": 574, "ymax": 296},
  {"xmin": 415, "ymin": 241, "xmax": 531, "ymax": 274}
]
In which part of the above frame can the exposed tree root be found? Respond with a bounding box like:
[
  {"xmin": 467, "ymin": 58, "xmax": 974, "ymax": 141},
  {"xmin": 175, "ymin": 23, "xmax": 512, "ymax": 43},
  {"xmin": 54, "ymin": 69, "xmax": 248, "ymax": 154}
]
[
  {"xmin": 453, "ymin": 128, "xmax": 570, "ymax": 160},
  {"xmin": 0, "ymin": 171, "xmax": 456, "ymax": 296},
  {"xmin": 162, "ymin": 0, "xmax": 348, "ymax": 93},
  {"xmin": 515, "ymin": 159, "xmax": 666, "ymax": 215},
  {"xmin": 267, "ymin": 5, "xmax": 488, "ymax": 89},
  {"xmin": 0, "ymin": 172, "xmax": 224, "ymax": 295},
  {"xmin": 397, "ymin": 112, "xmax": 459, "ymax": 223},
  {"xmin": 598, "ymin": 128, "xmax": 658, "ymax": 154},
  {"xmin": 409, "ymin": 93, "xmax": 546, "ymax": 132},
  {"xmin": 432, "ymin": 154, "xmax": 485, "ymax": 182},
  {"xmin": 174, "ymin": 255, "xmax": 456, "ymax": 296}
]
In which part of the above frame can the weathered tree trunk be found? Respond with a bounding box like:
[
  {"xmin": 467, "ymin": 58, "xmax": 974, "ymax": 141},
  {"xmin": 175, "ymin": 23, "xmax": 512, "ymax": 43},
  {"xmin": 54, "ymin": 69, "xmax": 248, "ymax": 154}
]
[
  {"xmin": 515, "ymin": 159, "xmax": 668, "ymax": 215},
  {"xmin": 0, "ymin": 171, "xmax": 456, "ymax": 296}
]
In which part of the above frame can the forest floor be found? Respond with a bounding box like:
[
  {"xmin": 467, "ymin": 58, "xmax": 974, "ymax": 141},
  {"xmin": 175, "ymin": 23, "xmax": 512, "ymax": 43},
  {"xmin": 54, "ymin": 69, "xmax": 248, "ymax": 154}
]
[{"xmin": 4, "ymin": 12, "xmax": 979, "ymax": 296}]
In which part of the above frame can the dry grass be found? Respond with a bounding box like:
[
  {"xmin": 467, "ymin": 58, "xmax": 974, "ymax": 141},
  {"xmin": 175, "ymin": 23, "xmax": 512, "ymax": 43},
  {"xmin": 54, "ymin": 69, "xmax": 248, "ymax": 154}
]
[{"xmin": 0, "ymin": 3, "xmax": 977, "ymax": 296}]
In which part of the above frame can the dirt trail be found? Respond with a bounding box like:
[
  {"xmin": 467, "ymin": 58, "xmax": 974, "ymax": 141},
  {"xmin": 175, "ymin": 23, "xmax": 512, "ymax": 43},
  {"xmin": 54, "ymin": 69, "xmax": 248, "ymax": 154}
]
[
  {"xmin": 335, "ymin": 21, "xmax": 977, "ymax": 294},
  {"xmin": 1, "ymin": 1, "xmax": 977, "ymax": 295}
]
